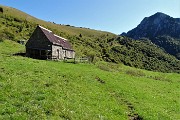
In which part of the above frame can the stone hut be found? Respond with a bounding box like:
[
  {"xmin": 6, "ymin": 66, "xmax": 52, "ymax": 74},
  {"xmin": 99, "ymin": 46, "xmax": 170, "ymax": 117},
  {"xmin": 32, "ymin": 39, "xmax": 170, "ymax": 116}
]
[{"xmin": 26, "ymin": 25, "xmax": 75, "ymax": 60}]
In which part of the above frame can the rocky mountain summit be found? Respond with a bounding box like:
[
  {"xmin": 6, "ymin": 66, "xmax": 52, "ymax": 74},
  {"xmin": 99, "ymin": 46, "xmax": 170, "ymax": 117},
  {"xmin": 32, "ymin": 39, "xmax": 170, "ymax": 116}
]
[
  {"xmin": 123, "ymin": 12, "xmax": 180, "ymax": 39},
  {"xmin": 122, "ymin": 12, "xmax": 180, "ymax": 59}
]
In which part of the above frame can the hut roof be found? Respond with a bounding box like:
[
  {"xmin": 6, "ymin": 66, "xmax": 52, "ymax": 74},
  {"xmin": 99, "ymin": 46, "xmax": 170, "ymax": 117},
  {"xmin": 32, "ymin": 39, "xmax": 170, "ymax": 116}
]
[{"xmin": 39, "ymin": 25, "xmax": 73, "ymax": 51}]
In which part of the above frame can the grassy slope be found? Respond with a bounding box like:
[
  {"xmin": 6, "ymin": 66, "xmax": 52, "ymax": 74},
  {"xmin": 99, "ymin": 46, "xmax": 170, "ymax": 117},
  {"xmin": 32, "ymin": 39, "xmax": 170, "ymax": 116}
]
[
  {"xmin": 0, "ymin": 40, "xmax": 179, "ymax": 120},
  {"xmin": 0, "ymin": 5, "xmax": 115, "ymax": 37}
]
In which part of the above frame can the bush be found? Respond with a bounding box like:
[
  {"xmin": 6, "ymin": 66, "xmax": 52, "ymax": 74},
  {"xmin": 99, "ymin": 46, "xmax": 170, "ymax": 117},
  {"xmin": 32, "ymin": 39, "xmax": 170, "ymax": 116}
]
[
  {"xmin": 3, "ymin": 29, "xmax": 15, "ymax": 40},
  {"xmin": 96, "ymin": 62, "xmax": 122, "ymax": 72},
  {"xmin": 0, "ymin": 7, "xmax": 3, "ymax": 13},
  {"xmin": 0, "ymin": 32, "xmax": 6, "ymax": 41},
  {"xmin": 97, "ymin": 63, "xmax": 112, "ymax": 72},
  {"xmin": 0, "ymin": 39, "xmax": 4, "ymax": 42},
  {"xmin": 126, "ymin": 70, "xmax": 146, "ymax": 77}
]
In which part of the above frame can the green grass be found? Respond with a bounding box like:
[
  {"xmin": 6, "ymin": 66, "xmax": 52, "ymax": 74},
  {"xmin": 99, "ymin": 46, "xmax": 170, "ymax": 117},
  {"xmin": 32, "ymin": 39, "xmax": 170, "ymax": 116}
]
[{"xmin": 0, "ymin": 40, "xmax": 180, "ymax": 120}]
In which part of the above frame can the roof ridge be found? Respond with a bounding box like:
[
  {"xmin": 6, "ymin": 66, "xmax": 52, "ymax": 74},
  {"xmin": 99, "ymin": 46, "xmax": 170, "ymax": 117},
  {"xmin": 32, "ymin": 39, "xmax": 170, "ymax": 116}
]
[
  {"xmin": 38, "ymin": 25, "xmax": 52, "ymax": 33},
  {"xmin": 54, "ymin": 34, "xmax": 67, "ymax": 41}
]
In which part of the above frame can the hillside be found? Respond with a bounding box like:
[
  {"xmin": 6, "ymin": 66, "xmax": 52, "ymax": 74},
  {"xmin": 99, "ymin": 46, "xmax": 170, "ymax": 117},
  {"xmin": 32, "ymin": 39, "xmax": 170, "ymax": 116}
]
[
  {"xmin": 122, "ymin": 12, "xmax": 180, "ymax": 59},
  {"xmin": 108, "ymin": 36, "xmax": 180, "ymax": 73},
  {"xmin": 0, "ymin": 5, "xmax": 115, "ymax": 38},
  {"xmin": 0, "ymin": 5, "xmax": 180, "ymax": 73},
  {"xmin": 0, "ymin": 40, "xmax": 180, "ymax": 120}
]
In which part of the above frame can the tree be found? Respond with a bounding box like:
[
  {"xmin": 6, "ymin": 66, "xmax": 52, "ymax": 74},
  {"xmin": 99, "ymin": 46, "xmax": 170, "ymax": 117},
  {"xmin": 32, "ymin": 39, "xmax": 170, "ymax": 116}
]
[
  {"xmin": 79, "ymin": 34, "xmax": 82, "ymax": 38},
  {"xmin": 0, "ymin": 7, "xmax": 3, "ymax": 13}
]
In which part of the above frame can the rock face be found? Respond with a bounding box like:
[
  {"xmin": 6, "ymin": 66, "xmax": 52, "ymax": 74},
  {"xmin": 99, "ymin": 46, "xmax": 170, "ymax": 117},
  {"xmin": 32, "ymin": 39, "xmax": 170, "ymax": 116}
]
[
  {"xmin": 124, "ymin": 12, "xmax": 180, "ymax": 39},
  {"xmin": 122, "ymin": 12, "xmax": 180, "ymax": 59}
]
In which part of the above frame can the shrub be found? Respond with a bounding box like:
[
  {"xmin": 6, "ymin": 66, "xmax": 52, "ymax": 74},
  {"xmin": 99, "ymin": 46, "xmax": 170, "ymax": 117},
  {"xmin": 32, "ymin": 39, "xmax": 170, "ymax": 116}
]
[
  {"xmin": 149, "ymin": 76, "xmax": 171, "ymax": 82},
  {"xmin": 3, "ymin": 29, "xmax": 15, "ymax": 40},
  {"xmin": 0, "ymin": 7, "xmax": 3, "ymax": 13},
  {"xmin": 0, "ymin": 32, "xmax": 6, "ymax": 41},
  {"xmin": 0, "ymin": 39, "xmax": 4, "ymax": 42},
  {"xmin": 97, "ymin": 63, "xmax": 112, "ymax": 72},
  {"xmin": 126, "ymin": 70, "xmax": 146, "ymax": 77}
]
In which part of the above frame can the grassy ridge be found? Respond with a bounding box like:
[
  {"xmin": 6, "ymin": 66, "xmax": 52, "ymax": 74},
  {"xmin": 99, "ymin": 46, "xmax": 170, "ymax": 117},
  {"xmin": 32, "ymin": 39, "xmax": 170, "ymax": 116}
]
[
  {"xmin": 0, "ymin": 40, "xmax": 179, "ymax": 119},
  {"xmin": 0, "ymin": 5, "xmax": 115, "ymax": 37}
]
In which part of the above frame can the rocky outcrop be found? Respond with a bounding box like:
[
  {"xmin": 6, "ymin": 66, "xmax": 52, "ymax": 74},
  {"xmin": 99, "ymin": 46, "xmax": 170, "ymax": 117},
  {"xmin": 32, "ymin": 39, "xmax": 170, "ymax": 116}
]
[{"xmin": 122, "ymin": 12, "xmax": 180, "ymax": 59}]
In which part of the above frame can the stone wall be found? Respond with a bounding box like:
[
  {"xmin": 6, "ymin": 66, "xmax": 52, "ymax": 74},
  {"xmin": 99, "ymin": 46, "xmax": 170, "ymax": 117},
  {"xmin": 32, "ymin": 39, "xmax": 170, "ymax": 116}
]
[
  {"xmin": 52, "ymin": 45, "xmax": 65, "ymax": 59},
  {"xmin": 52, "ymin": 45, "xmax": 75, "ymax": 59},
  {"xmin": 65, "ymin": 50, "xmax": 75, "ymax": 59}
]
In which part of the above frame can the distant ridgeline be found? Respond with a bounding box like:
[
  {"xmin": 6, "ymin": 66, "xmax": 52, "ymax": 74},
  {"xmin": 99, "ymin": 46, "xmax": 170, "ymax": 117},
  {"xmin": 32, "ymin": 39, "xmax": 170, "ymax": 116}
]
[
  {"xmin": 0, "ymin": 5, "xmax": 180, "ymax": 73},
  {"xmin": 122, "ymin": 12, "xmax": 180, "ymax": 60}
]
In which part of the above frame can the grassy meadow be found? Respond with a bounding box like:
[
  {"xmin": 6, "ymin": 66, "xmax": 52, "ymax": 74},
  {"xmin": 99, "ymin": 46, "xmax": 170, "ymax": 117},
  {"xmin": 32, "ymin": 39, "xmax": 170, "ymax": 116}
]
[{"xmin": 0, "ymin": 40, "xmax": 179, "ymax": 120}]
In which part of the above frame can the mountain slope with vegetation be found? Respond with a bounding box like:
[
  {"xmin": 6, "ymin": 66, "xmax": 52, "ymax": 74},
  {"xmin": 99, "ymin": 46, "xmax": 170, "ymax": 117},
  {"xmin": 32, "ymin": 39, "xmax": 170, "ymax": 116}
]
[
  {"xmin": 0, "ymin": 5, "xmax": 180, "ymax": 73},
  {"xmin": 0, "ymin": 40, "xmax": 180, "ymax": 120},
  {"xmin": 122, "ymin": 12, "xmax": 180, "ymax": 59},
  {"xmin": 108, "ymin": 36, "xmax": 180, "ymax": 73}
]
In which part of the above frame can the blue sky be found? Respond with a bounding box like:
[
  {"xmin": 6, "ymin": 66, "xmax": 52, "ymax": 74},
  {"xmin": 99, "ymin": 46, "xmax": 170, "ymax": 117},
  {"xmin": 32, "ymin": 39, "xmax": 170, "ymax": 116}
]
[{"xmin": 0, "ymin": 0, "xmax": 180, "ymax": 34}]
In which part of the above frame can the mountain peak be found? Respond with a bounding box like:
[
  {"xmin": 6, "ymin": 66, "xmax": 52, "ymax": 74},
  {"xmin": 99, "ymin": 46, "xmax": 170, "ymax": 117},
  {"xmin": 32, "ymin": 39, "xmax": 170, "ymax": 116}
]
[
  {"xmin": 151, "ymin": 12, "xmax": 170, "ymax": 21},
  {"xmin": 153, "ymin": 12, "xmax": 168, "ymax": 17},
  {"xmin": 140, "ymin": 12, "xmax": 170, "ymax": 25},
  {"xmin": 122, "ymin": 12, "xmax": 180, "ymax": 59},
  {"xmin": 124, "ymin": 12, "xmax": 180, "ymax": 39}
]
